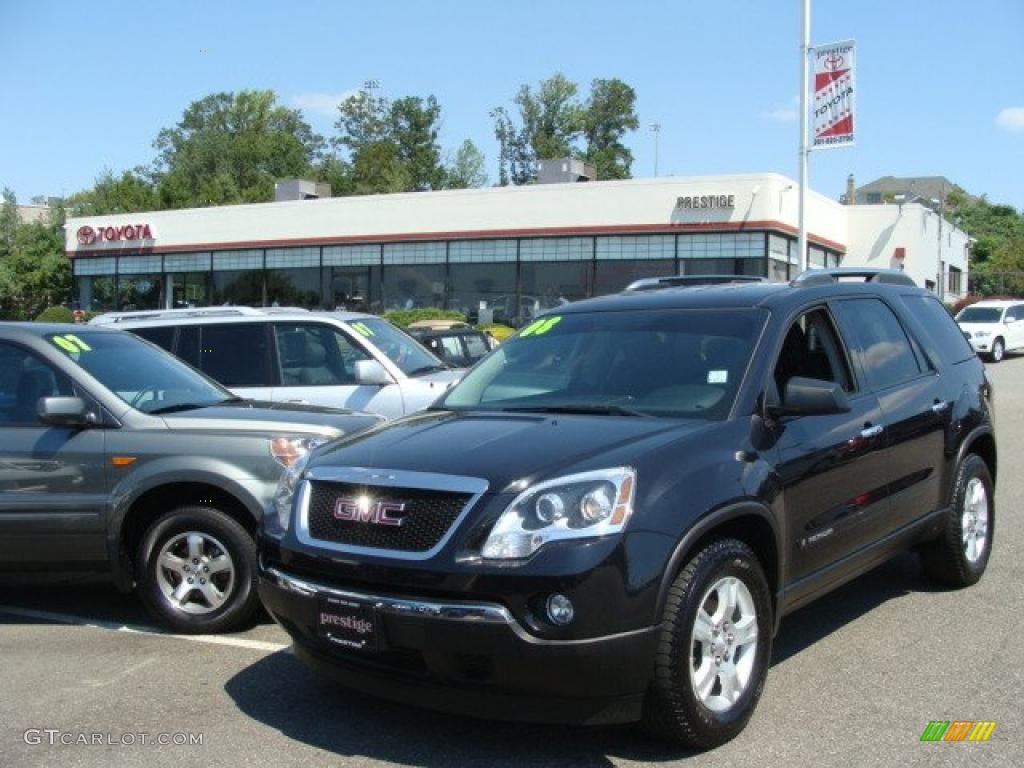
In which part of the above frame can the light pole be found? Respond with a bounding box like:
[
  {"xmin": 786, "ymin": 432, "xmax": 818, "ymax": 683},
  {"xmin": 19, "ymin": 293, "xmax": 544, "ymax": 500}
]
[
  {"xmin": 650, "ymin": 124, "xmax": 661, "ymax": 177},
  {"xmin": 797, "ymin": 0, "xmax": 811, "ymax": 273}
]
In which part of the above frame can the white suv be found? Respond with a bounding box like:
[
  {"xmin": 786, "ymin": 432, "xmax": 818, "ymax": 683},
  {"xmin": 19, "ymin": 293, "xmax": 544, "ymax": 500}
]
[
  {"xmin": 955, "ymin": 299, "xmax": 1024, "ymax": 362},
  {"xmin": 90, "ymin": 307, "xmax": 461, "ymax": 418}
]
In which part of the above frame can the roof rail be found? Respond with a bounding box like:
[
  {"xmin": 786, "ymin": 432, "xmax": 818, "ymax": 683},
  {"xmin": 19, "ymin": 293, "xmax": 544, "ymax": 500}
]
[
  {"xmin": 625, "ymin": 275, "xmax": 768, "ymax": 292},
  {"xmin": 790, "ymin": 268, "xmax": 917, "ymax": 288},
  {"xmin": 88, "ymin": 305, "xmax": 310, "ymax": 325}
]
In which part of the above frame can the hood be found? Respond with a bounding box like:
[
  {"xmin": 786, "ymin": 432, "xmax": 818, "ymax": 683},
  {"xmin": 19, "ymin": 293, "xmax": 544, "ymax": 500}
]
[
  {"xmin": 312, "ymin": 409, "xmax": 713, "ymax": 491},
  {"xmin": 161, "ymin": 399, "xmax": 382, "ymax": 438},
  {"xmin": 957, "ymin": 322, "xmax": 1001, "ymax": 335},
  {"xmin": 408, "ymin": 368, "xmax": 464, "ymax": 386}
]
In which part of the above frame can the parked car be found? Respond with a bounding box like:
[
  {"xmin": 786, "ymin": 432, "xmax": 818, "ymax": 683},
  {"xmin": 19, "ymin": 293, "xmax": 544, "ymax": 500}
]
[
  {"xmin": 0, "ymin": 323, "xmax": 381, "ymax": 633},
  {"xmin": 90, "ymin": 307, "xmax": 461, "ymax": 418},
  {"xmin": 259, "ymin": 268, "xmax": 995, "ymax": 747},
  {"xmin": 407, "ymin": 324, "xmax": 497, "ymax": 367},
  {"xmin": 955, "ymin": 299, "xmax": 1024, "ymax": 362}
]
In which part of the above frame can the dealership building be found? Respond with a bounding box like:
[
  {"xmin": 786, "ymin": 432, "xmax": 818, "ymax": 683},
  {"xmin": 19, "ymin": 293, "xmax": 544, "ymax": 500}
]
[{"xmin": 64, "ymin": 173, "xmax": 970, "ymax": 324}]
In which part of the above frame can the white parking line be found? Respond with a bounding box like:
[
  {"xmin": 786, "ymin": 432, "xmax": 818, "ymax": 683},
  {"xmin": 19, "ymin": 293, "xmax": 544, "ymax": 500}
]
[{"xmin": 0, "ymin": 604, "xmax": 290, "ymax": 653}]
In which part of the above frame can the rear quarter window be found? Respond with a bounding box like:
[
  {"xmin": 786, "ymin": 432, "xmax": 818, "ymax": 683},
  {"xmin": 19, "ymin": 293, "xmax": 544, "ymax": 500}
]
[
  {"xmin": 131, "ymin": 325, "xmax": 176, "ymax": 353},
  {"xmin": 901, "ymin": 295, "xmax": 976, "ymax": 365}
]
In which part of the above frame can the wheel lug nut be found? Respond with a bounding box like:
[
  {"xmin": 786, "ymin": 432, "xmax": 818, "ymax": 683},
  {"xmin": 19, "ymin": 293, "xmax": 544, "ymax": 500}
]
[
  {"xmin": 203, "ymin": 566, "xmax": 209, "ymax": 573},
  {"xmin": 192, "ymin": 558, "xmax": 199, "ymax": 564},
  {"xmin": 715, "ymin": 656, "xmax": 721, "ymax": 665},
  {"xmin": 199, "ymin": 578, "xmax": 206, "ymax": 585},
  {"xmin": 187, "ymin": 577, "xmax": 194, "ymax": 584}
]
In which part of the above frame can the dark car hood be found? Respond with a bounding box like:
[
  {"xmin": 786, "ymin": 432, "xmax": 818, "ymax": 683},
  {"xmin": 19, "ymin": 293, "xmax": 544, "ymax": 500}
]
[
  {"xmin": 312, "ymin": 409, "xmax": 714, "ymax": 491},
  {"xmin": 161, "ymin": 400, "xmax": 382, "ymax": 438}
]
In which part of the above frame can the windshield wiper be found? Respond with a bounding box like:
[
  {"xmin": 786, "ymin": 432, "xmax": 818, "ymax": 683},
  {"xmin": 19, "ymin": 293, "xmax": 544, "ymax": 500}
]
[
  {"xmin": 148, "ymin": 402, "xmax": 211, "ymax": 415},
  {"xmin": 500, "ymin": 404, "xmax": 653, "ymax": 418},
  {"xmin": 407, "ymin": 363, "xmax": 451, "ymax": 377}
]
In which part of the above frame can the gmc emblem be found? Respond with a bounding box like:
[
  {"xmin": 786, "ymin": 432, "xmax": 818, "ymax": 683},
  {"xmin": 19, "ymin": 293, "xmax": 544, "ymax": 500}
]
[{"xmin": 333, "ymin": 496, "xmax": 405, "ymax": 527}]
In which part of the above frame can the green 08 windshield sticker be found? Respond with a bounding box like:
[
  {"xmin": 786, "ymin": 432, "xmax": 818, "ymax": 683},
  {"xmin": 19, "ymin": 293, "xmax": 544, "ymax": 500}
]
[
  {"xmin": 51, "ymin": 334, "xmax": 92, "ymax": 353},
  {"xmin": 519, "ymin": 316, "xmax": 562, "ymax": 337},
  {"xmin": 351, "ymin": 321, "xmax": 375, "ymax": 337}
]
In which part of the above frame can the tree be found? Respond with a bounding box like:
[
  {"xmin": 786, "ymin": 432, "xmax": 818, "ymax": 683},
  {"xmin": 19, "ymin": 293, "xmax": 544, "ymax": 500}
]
[
  {"xmin": 492, "ymin": 74, "xmax": 638, "ymax": 184},
  {"xmin": 582, "ymin": 78, "xmax": 639, "ymax": 181},
  {"xmin": 446, "ymin": 139, "xmax": 488, "ymax": 189},
  {"xmin": 333, "ymin": 90, "xmax": 447, "ymax": 193},
  {"xmin": 66, "ymin": 169, "xmax": 158, "ymax": 216},
  {"xmin": 0, "ymin": 217, "xmax": 70, "ymax": 320},
  {"xmin": 153, "ymin": 90, "xmax": 324, "ymax": 208},
  {"xmin": 0, "ymin": 188, "xmax": 18, "ymax": 255}
]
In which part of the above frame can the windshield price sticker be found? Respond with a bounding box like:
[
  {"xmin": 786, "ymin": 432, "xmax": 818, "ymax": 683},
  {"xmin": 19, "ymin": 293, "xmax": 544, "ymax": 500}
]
[
  {"xmin": 708, "ymin": 370, "xmax": 728, "ymax": 384},
  {"xmin": 51, "ymin": 334, "xmax": 93, "ymax": 354},
  {"xmin": 519, "ymin": 316, "xmax": 562, "ymax": 338},
  {"xmin": 351, "ymin": 322, "xmax": 375, "ymax": 337}
]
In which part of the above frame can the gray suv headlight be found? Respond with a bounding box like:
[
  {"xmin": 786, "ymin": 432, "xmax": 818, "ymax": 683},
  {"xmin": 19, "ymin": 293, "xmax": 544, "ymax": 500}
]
[
  {"xmin": 272, "ymin": 453, "xmax": 310, "ymax": 532},
  {"xmin": 481, "ymin": 468, "xmax": 636, "ymax": 560}
]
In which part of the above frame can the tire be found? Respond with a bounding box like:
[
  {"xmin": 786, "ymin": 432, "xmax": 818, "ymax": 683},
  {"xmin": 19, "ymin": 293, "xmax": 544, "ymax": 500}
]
[
  {"xmin": 921, "ymin": 454, "xmax": 994, "ymax": 587},
  {"xmin": 989, "ymin": 338, "xmax": 1005, "ymax": 363},
  {"xmin": 642, "ymin": 539, "xmax": 773, "ymax": 748},
  {"xmin": 135, "ymin": 505, "xmax": 259, "ymax": 634}
]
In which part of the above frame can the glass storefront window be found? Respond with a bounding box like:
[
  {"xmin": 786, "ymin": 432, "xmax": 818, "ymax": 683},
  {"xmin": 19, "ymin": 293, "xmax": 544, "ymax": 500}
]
[
  {"xmin": 518, "ymin": 262, "xmax": 591, "ymax": 326},
  {"xmin": 117, "ymin": 274, "xmax": 162, "ymax": 311},
  {"xmin": 213, "ymin": 270, "xmax": 263, "ymax": 306},
  {"xmin": 266, "ymin": 268, "xmax": 322, "ymax": 308},
  {"xmin": 681, "ymin": 258, "xmax": 764, "ymax": 277},
  {"xmin": 74, "ymin": 276, "xmax": 117, "ymax": 312},
  {"xmin": 168, "ymin": 272, "xmax": 210, "ymax": 308},
  {"xmin": 448, "ymin": 263, "xmax": 516, "ymax": 321},
  {"xmin": 323, "ymin": 266, "xmax": 381, "ymax": 313},
  {"xmin": 381, "ymin": 264, "xmax": 447, "ymax": 310},
  {"xmin": 593, "ymin": 259, "xmax": 675, "ymax": 295}
]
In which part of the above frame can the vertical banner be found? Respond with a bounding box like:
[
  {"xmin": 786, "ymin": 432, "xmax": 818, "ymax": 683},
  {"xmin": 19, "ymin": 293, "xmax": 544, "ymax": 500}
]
[{"xmin": 812, "ymin": 40, "xmax": 856, "ymax": 149}]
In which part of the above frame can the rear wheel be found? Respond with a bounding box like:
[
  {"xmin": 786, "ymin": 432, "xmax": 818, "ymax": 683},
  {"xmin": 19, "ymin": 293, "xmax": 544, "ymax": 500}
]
[
  {"xmin": 642, "ymin": 539, "xmax": 773, "ymax": 748},
  {"xmin": 989, "ymin": 338, "xmax": 1005, "ymax": 362},
  {"xmin": 135, "ymin": 506, "xmax": 259, "ymax": 633},
  {"xmin": 921, "ymin": 454, "xmax": 993, "ymax": 587}
]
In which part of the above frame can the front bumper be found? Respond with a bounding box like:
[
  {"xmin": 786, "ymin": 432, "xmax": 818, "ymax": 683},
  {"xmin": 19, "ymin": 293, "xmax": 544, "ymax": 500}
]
[{"xmin": 258, "ymin": 564, "xmax": 659, "ymax": 725}]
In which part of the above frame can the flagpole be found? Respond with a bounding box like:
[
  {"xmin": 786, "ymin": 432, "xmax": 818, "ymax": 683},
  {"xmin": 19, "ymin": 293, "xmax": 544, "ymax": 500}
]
[{"xmin": 798, "ymin": 0, "xmax": 811, "ymax": 273}]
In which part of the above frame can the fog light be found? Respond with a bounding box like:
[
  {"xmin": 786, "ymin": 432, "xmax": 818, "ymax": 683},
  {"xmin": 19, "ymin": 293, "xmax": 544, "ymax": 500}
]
[{"xmin": 546, "ymin": 593, "xmax": 575, "ymax": 626}]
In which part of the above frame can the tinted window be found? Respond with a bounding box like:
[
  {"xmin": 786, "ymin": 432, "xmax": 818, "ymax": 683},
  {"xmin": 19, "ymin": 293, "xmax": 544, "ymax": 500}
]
[
  {"xmin": 353, "ymin": 318, "xmax": 445, "ymax": 377},
  {"xmin": 956, "ymin": 306, "xmax": 1002, "ymax": 323},
  {"xmin": 0, "ymin": 343, "xmax": 74, "ymax": 425},
  {"xmin": 832, "ymin": 298, "xmax": 922, "ymax": 390},
  {"xmin": 131, "ymin": 326, "xmax": 176, "ymax": 353},
  {"xmin": 274, "ymin": 323, "xmax": 370, "ymax": 386},
  {"xmin": 442, "ymin": 309, "xmax": 767, "ymax": 420},
  {"xmin": 774, "ymin": 308, "xmax": 854, "ymax": 394},
  {"xmin": 463, "ymin": 333, "xmax": 489, "ymax": 362},
  {"xmin": 177, "ymin": 325, "xmax": 201, "ymax": 368},
  {"xmin": 901, "ymin": 295, "xmax": 975, "ymax": 364},
  {"xmin": 199, "ymin": 324, "xmax": 271, "ymax": 387}
]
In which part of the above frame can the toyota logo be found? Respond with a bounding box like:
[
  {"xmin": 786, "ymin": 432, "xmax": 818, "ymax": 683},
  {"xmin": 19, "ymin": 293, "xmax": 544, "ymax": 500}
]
[
  {"xmin": 76, "ymin": 225, "xmax": 97, "ymax": 245},
  {"xmin": 824, "ymin": 52, "xmax": 845, "ymax": 71}
]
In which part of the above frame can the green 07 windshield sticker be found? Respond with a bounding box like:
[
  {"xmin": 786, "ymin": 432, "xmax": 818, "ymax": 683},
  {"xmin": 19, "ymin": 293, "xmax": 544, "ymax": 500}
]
[
  {"xmin": 351, "ymin": 321, "xmax": 375, "ymax": 337},
  {"xmin": 51, "ymin": 334, "xmax": 92, "ymax": 353},
  {"xmin": 519, "ymin": 316, "xmax": 562, "ymax": 337}
]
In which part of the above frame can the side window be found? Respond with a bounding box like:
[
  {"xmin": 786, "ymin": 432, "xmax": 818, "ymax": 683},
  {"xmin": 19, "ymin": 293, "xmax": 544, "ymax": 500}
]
[
  {"xmin": 274, "ymin": 323, "xmax": 370, "ymax": 386},
  {"xmin": 440, "ymin": 335, "xmax": 466, "ymax": 365},
  {"xmin": 832, "ymin": 298, "xmax": 922, "ymax": 391},
  {"xmin": 1010, "ymin": 305, "xmax": 1024, "ymax": 322},
  {"xmin": 131, "ymin": 326, "xmax": 176, "ymax": 353},
  {"xmin": 463, "ymin": 333, "xmax": 489, "ymax": 361},
  {"xmin": 773, "ymin": 307, "xmax": 854, "ymax": 396},
  {"xmin": 176, "ymin": 326, "xmax": 200, "ymax": 368},
  {"xmin": 900, "ymin": 295, "xmax": 975, "ymax": 365},
  {"xmin": 199, "ymin": 324, "xmax": 272, "ymax": 387},
  {"xmin": 0, "ymin": 343, "xmax": 73, "ymax": 425}
]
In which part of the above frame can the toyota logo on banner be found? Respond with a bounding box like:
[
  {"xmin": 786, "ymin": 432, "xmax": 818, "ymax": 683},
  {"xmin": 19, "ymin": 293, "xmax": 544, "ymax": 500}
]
[{"xmin": 76, "ymin": 226, "xmax": 97, "ymax": 245}]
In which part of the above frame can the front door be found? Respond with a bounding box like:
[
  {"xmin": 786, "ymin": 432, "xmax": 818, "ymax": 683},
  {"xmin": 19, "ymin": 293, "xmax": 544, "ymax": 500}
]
[{"xmin": 0, "ymin": 342, "xmax": 108, "ymax": 565}]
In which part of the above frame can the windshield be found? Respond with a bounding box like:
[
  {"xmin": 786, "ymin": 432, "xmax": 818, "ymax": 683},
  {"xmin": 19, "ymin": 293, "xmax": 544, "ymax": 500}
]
[
  {"xmin": 350, "ymin": 317, "xmax": 446, "ymax": 376},
  {"xmin": 46, "ymin": 331, "xmax": 233, "ymax": 414},
  {"xmin": 956, "ymin": 306, "xmax": 1004, "ymax": 324},
  {"xmin": 439, "ymin": 309, "xmax": 767, "ymax": 420}
]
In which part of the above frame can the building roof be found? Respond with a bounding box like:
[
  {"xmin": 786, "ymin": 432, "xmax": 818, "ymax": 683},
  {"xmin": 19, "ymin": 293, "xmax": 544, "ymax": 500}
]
[{"xmin": 852, "ymin": 176, "xmax": 976, "ymax": 206}]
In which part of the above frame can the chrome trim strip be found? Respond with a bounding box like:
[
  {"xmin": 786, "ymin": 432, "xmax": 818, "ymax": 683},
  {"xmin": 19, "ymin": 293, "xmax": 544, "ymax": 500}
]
[
  {"xmin": 263, "ymin": 566, "xmax": 657, "ymax": 647},
  {"xmin": 296, "ymin": 467, "xmax": 489, "ymax": 561}
]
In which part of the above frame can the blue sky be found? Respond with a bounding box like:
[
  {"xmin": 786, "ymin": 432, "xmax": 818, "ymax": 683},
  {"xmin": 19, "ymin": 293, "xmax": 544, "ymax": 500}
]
[{"xmin": 1, "ymin": 0, "xmax": 1022, "ymax": 209}]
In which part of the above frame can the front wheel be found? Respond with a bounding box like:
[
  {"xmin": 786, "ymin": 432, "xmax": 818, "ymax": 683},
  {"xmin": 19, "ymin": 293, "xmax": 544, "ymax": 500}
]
[
  {"xmin": 642, "ymin": 539, "xmax": 773, "ymax": 748},
  {"xmin": 989, "ymin": 338, "xmax": 1005, "ymax": 363},
  {"xmin": 136, "ymin": 506, "xmax": 259, "ymax": 634},
  {"xmin": 921, "ymin": 454, "xmax": 994, "ymax": 587}
]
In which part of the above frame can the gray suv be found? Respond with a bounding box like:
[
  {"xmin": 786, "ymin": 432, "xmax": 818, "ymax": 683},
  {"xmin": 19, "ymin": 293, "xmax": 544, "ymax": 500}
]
[{"xmin": 0, "ymin": 323, "xmax": 381, "ymax": 633}]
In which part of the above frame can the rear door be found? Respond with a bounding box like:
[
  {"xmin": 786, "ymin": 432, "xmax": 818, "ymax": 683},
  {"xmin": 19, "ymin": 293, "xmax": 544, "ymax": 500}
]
[
  {"xmin": 831, "ymin": 297, "xmax": 948, "ymax": 532},
  {"xmin": 1007, "ymin": 305, "xmax": 1024, "ymax": 350},
  {"xmin": 0, "ymin": 341, "xmax": 108, "ymax": 566}
]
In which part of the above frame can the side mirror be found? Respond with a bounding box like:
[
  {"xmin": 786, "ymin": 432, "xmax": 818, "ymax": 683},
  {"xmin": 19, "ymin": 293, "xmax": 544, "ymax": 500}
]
[
  {"xmin": 779, "ymin": 377, "xmax": 851, "ymax": 415},
  {"xmin": 354, "ymin": 359, "xmax": 393, "ymax": 386},
  {"xmin": 38, "ymin": 396, "xmax": 95, "ymax": 427}
]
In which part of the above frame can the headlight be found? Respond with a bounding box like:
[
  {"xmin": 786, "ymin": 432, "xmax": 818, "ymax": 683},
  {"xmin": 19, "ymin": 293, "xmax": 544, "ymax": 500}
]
[
  {"xmin": 272, "ymin": 452, "xmax": 310, "ymax": 532},
  {"xmin": 481, "ymin": 468, "xmax": 636, "ymax": 560},
  {"xmin": 270, "ymin": 435, "xmax": 327, "ymax": 467}
]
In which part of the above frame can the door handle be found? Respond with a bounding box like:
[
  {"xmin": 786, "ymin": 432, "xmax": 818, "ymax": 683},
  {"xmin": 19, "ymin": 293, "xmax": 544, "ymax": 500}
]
[
  {"xmin": 931, "ymin": 400, "xmax": 950, "ymax": 414},
  {"xmin": 860, "ymin": 424, "xmax": 884, "ymax": 439}
]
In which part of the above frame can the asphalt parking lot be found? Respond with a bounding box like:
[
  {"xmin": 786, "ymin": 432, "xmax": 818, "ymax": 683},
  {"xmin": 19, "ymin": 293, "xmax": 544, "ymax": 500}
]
[{"xmin": 1, "ymin": 359, "xmax": 1022, "ymax": 768}]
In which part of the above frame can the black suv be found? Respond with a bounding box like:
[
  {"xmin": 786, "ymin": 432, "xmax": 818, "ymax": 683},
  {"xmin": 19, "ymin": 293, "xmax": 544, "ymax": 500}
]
[{"xmin": 258, "ymin": 269, "xmax": 996, "ymax": 747}]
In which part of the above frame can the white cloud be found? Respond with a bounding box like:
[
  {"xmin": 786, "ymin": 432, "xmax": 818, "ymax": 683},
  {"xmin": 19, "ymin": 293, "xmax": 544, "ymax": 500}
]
[
  {"xmin": 291, "ymin": 90, "xmax": 359, "ymax": 118},
  {"xmin": 996, "ymin": 107, "xmax": 1024, "ymax": 132},
  {"xmin": 760, "ymin": 95, "xmax": 799, "ymax": 123}
]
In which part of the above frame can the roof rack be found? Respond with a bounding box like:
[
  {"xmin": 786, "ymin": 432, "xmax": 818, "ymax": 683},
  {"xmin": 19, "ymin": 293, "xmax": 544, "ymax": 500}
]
[
  {"xmin": 89, "ymin": 305, "xmax": 310, "ymax": 325},
  {"xmin": 625, "ymin": 275, "xmax": 769, "ymax": 292},
  {"xmin": 790, "ymin": 268, "xmax": 917, "ymax": 288}
]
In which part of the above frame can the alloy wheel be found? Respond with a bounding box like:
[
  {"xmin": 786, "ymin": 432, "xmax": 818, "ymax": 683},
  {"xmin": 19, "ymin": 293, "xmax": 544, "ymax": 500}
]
[
  {"xmin": 689, "ymin": 576, "xmax": 759, "ymax": 713},
  {"xmin": 154, "ymin": 531, "xmax": 235, "ymax": 615}
]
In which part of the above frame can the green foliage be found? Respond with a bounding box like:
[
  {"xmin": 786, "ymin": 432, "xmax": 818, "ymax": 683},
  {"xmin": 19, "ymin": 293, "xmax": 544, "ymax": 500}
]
[
  {"xmin": 493, "ymin": 74, "xmax": 639, "ymax": 184},
  {"xmin": 944, "ymin": 191, "xmax": 1024, "ymax": 295},
  {"xmin": 0, "ymin": 213, "xmax": 71, "ymax": 320},
  {"xmin": 446, "ymin": 140, "xmax": 488, "ymax": 189},
  {"xmin": 67, "ymin": 169, "xmax": 158, "ymax": 215},
  {"xmin": 476, "ymin": 323, "xmax": 515, "ymax": 341},
  {"xmin": 382, "ymin": 308, "xmax": 467, "ymax": 327},
  {"xmin": 153, "ymin": 90, "xmax": 324, "ymax": 208},
  {"xmin": 35, "ymin": 305, "xmax": 75, "ymax": 323}
]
